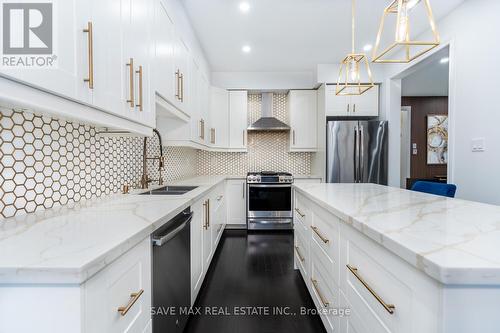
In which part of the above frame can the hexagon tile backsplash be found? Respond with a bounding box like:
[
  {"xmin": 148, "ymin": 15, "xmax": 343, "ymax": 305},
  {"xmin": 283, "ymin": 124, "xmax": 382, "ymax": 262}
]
[{"xmin": 0, "ymin": 108, "xmax": 197, "ymax": 219}]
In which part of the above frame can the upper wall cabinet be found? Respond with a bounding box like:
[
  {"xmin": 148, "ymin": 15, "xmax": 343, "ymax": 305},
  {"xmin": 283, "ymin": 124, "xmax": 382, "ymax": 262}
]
[
  {"xmin": 228, "ymin": 91, "xmax": 248, "ymax": 151},
  {"xmin": 0, "ymin": 0, "xmax": 155, "ymax": 134},
  {"xmin": 0, "ymin": 0, "xmax": 80, "ymax": 102},
  {"xmin": 289, "ymin": 90, "xmax": 317, "ymax": 152},
  {"xmin": 154, "ymin": 1, "xmax": 189, "ymax": 116},
  {"xmin": 326, "ymin": 84, "xmax": 379, "ymax": 117},
  {"xmin": 209, "ymin": 87, "xmax": 229, "ymax": 148}
]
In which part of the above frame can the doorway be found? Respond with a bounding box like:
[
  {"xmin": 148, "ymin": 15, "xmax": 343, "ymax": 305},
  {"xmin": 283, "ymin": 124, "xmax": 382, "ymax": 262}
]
[{"xmin": 398, "ymin": 46, "xmax": 450, "ymax": 189}]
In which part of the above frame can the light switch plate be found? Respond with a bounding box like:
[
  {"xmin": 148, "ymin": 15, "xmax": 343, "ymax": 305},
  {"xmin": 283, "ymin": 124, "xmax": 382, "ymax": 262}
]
[
  {"xmin": 412, "ymin": 143, "xmax": 417, "ymax": 149},
  {"xmin": 412, "ymin": 148, "xmax": 418, "ymax": 155},
  {"xmin": 471, "ymin": 138, "xmax": 485, "ymax": 152}
]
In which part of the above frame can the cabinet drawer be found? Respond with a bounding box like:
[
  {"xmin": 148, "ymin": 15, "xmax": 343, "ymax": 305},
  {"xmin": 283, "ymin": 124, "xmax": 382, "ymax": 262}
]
[
  {"xmin": 311, "ymin": 203, "xmax": 340, "ymax": 269},
  {"xmin": 84, "ymin": 237, "xmax": 151, "ymax": 333},
  {"xmin": 343, "ymin": 232, "xmax": 412, "ymax": 333},
  {"xmin": 294, "ymin": 192, "xmax": 310, "ymax": 229},
  {"xmin": 294, "ymin": 229, "xmax": 309, "ymax": 279},
  {"xmin": 310, "ymin": 248, "xmax": 340, "ymax": 333}
]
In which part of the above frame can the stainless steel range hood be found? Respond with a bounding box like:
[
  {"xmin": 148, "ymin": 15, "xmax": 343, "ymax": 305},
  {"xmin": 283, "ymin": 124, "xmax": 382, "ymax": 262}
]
[{"xmin": 247, "ymin": 93, "xmax": 290, "ymax": 131}]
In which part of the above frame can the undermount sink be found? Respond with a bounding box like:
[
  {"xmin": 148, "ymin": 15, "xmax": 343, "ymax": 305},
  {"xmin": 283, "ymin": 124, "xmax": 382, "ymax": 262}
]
[{"xmin": 140, "ymin": 186, "xmax": 198, "ymax": 195}]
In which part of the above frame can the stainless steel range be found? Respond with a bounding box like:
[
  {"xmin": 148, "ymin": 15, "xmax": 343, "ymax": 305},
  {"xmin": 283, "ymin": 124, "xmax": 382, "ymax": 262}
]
[{"xmin": 246, "ymin": 171, "xmax": 293, "ymax": 230}]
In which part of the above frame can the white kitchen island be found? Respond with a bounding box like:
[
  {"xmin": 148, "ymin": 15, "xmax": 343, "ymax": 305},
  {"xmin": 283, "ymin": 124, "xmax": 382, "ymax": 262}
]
[{"xmin": 293, "ymin": 182, "xmax": 500, "ymax": 333}]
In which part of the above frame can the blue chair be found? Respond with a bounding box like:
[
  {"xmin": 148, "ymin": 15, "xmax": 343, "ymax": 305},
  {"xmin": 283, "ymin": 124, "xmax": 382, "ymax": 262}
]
[{"xmin": 410, "ymin": 181, "xmax": 457, "ymax": 198}]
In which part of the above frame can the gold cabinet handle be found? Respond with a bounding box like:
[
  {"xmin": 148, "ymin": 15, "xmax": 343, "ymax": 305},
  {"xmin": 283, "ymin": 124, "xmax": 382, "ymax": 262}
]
[
  {"xmin": 210, "ymin": 128, "xmax": 216, "ymax": 144},
  {"xmin": 180, "ymin": 73, "xmax": 184, "ymax": 102},
  {"xmin": 199, "ymin": 119, "xmax": 205, "ymax": 140},
  {"xmin": 346, "ymin": 265, "xmax": 395, "ymax": 315},
  {"xmin": 117, "ymin": 289, "xmax": 144, "ymax": 316},
  {"xmin": 203, "ymin": 201, "xmax": 208, "ymax": 229},
  {"xmin": 295, "ymin": 246, "xmax": 305, "ymax": 262},
  {"xmin": 207, "ymin": 199, "xmax": 210, "ymax": 227},
  {"xmin": 175, "ymin": 69, "xmax": 181, "ymax": 100},
  {"xmin": 126, "ymin": 58, "xmax": 135, "ymax": 107},
  {"xmin": 353, "ymin": 103, "xmax": 356, "ymax": 113},
  {"xmin": 311, "ymin": 279, "xmax": 329, "ymax": 307},
  {"xmin": 135, "ymin": 65, "xmax": 143, "ymax": 111},
  {"xmin": 295, "ymin": 208, "xmax": 305, "ymax": 218},
  {"xmin": 347, "ymin": 104, "xmax": 350, "ymax": 113},
  {"xmin": 292, "ymin": 130, "xmax": 296, "ymax": 145},
  {"xmin": 312, "ymin": 226, "xmax": 329, "ymax": 244},
  {"xmin": 83, "ymin": 22, "xmax": 94, "ymax": 89},
  {"xmin": 242, "ymin": 130, "xmax": 246, "ymax": 145},
  {"xmin": 203, "ymin": 199, "xmax": 210, "ymax": 229}
]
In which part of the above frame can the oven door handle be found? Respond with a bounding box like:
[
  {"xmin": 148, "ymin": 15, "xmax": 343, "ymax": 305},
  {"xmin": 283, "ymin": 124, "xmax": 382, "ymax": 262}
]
[{"xmin": 247, "ymin": 184, "xmax": 292, "ymax": 188}]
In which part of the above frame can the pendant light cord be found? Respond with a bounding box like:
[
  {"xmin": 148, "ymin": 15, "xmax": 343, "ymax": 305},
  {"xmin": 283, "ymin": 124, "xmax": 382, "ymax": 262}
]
[{"xmin": 352, "ymin": 0, "xmax": 355, "ymax": 53}]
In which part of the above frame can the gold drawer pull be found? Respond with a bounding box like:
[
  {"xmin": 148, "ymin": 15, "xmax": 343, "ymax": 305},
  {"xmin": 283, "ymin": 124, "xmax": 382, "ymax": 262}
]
[
  {"xmin": 83, "ymin": 22, "xmax": 94, "ymax": 89},
  {"xmin": 295, "ymin": 208, "xmax": 305, "ymax": 218},
  {"xmin": 135, "ymin": 65, "xmax": 143, "ymax": 111},
  {"xmin": 347, "ymin": 265, "xmax": 395, "ymax": 315},
  {"xmin": 311, "ymin": 279, "xmax": 329, "ymax": 307},
  {"xmin": 312, "ymin": 226, "xmax": 329, "ymax": 244},
  {"xmin": 295, "ymin": 246, "xmax": 305, "ymax": 262},
  {"xmin": 126, "ymin": 58, "xmax": 135, "ymax": 107},
  {"xmin": 117, "ymin": 289, "xmax": 144, "ymax": 316}
]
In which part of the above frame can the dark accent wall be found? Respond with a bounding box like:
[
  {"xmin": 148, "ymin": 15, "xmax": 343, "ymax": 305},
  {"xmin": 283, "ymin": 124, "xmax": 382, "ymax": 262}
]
[{"xmin": 402, "ymin": 97, "xmax": 448, "ymax": 180}]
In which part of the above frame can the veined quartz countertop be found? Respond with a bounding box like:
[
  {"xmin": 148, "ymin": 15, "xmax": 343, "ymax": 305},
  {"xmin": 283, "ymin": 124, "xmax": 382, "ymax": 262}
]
[
  {"xmin": 0, "ymin": 176, "xmax": 226, "ymax": 284},
  {"xmin": 294, "ymin": 183, "xmax": 500, "ymax": 285}
]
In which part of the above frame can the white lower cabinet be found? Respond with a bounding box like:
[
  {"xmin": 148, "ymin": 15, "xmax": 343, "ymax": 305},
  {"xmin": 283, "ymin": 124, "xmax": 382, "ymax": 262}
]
[
  {"xmin": 226, "ymin": 179, "xmax": 247, "ymax": 226},
  {"xmin": 0, "ymin": 238, "xmax": 152, "ymax": 333},
  {"xmin": 190, "ymin": 183, "xmax": 227, "ymax": 305},
  {"xmin": 84, "ymin": 238, "xmax": 152, "ymax": 333},
  {"xmin": 293, "ymin": 189, "xmax": 444, "ymax": 333},
  {"xmin": 190, "ymin": 197, "xmax": 205, "ymax": 305}
]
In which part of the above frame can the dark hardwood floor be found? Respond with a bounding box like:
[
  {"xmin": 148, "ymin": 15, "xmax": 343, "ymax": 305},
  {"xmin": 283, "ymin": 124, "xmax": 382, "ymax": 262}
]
[{"xmin": 184, "ymin": 230, "xmax": 326, "ymax": 333}]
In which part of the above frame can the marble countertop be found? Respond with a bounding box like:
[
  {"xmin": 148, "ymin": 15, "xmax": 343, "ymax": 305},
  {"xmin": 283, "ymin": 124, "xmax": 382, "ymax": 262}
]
[
  {"xmin": 0, "ymin": 176, "xmax": 226, "ymax": 284},
  {"xmin": 294, "ymin": 183, "xmax": 500, "ymax": 285}
]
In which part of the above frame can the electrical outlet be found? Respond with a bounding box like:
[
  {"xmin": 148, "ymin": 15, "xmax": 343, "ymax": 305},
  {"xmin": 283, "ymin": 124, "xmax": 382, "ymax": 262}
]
[{"xmin": 471, "ymin": 138, "xmax": 485, "ymax": 152}]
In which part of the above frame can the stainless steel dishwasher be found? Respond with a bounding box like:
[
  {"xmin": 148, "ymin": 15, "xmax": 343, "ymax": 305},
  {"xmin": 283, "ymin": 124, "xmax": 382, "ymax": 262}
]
[{"xmin": 152, "ymin": 207, "xmax": 192, "ymax": 333}]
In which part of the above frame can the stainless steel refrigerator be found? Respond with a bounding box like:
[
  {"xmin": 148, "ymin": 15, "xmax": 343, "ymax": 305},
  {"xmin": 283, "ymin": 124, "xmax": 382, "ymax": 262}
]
[{"xmin": 326, "ymin": 120, "xmax": 388, "ymax": 184}]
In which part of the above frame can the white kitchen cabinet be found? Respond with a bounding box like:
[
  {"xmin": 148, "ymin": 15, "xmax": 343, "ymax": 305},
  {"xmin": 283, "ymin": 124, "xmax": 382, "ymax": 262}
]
[
  {"xmin": 209, "ymin": 87, "xmax": 229, "ymax": 148},
  {"xmin": 84, "ymin": 237, "xmax": 152, "ymax": 333},
  {"xmin": 202, "ymin": 197, "xmax": 213, "ymax": 270},
  {"xmin": 229, "ymin": 91, "xmax": 248, "ymax": 150},
  {"xmin": 122, "ymin": 0, "xmax": 154, "ymax": 125},
  {"xmin": 190, "ymin": 197, "xmax": 204, "ymax": 305},
  {"xmin": 326, "ymin": 84, "xmax": 379, "ymax": 117},
  {"xmin": 189, "ymin": 58, "xmax": 204, "ymax": 145},
  {"xmin": 0, "ymin": 238, "xmax": 152, "ymax": 333},
  {"xmin": 226, "ymin": 179, "xmax": 247, "ymax": 226},
  {"xmin": 0, "ymin": 0, "xmax": 81, "ymax": 102},
  {"xmin": 210, "ymin": 183, "xmax": 226, "ymax": 249},
  {"xmin": 289, "ymin": 90, "xmax": 318, "ymax": 151},
  {"xmin": 154, "ymin": 1, "xmax": 175, "ymax": 108}
]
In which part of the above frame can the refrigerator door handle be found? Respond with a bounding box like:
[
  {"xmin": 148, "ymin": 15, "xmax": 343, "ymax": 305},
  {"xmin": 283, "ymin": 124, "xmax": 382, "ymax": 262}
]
[{"xmin": 360, "ymin": 125, "xmax": 365, "ymax": 183}]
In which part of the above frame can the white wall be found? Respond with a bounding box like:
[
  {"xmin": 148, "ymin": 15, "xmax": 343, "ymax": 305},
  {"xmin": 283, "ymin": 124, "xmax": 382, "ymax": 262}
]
[
  {"xmin": 383, "ymin": 0, "xmax": 500, "ymax": 205},
  {"xmin": 211, "ymin": 71, "xmax": 315, "ymax": 90}
]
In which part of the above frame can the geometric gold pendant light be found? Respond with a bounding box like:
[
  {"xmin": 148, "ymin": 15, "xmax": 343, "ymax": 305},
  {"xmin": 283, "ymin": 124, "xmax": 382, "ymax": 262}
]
[
  {"xmin": 336, "ymin": 0, "xmax": 375, "ymax": 96},
  {"xmin": 372, "ymin": 0, "xmax": 440, "ymax": 63}
]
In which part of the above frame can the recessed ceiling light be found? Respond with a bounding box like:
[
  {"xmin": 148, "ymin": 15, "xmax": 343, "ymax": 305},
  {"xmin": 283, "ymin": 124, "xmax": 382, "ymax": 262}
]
[
  {"xmin": 239, "ymin": 2, "xmax": 250, "ymax": 13},
  {"xmin": 440, "ymin": 57, "xmax": 449, "ymax": 64},
  {"xmin": 363, "ymin": 44, "xmax": 373, "ymax": 52},
  {"xmin": 242, "ymin": 45, "xmax": 251, "ymax": 53}
]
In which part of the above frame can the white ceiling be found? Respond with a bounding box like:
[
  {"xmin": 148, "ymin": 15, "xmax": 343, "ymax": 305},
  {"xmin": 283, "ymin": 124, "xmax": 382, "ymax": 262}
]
[
  {"xmin": 181, "ymin": 0, "xmax": 465, "ymax": 72},
  {"xmin": 402, "ymin": 47, "xmax": 449, "ymax": 97}
]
